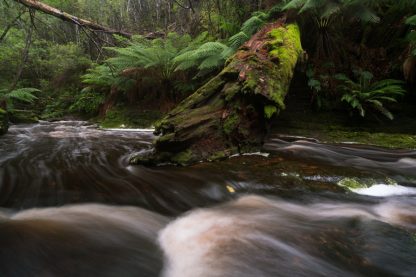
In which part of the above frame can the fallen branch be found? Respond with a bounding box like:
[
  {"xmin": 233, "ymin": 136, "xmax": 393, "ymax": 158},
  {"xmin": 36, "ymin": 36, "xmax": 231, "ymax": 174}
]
[{"xmin": 13, "ymin": 0, "xmax": 132, "ymax": 38}]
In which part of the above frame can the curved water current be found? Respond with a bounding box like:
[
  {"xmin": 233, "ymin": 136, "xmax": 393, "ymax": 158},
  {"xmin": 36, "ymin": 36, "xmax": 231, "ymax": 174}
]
[{"xmin": 0, "ymin": 121, "xmax": 415, "ymax": 276}]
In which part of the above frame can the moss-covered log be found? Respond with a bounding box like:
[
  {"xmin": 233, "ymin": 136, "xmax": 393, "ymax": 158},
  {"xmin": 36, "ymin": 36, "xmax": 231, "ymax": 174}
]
[
  {"xmin": 131, "ymin": 20, "xmax": 303, "ymax": 166},
  {"xmin": 0, "ymin": 108, "xmax": 9, "ymax": 135}
]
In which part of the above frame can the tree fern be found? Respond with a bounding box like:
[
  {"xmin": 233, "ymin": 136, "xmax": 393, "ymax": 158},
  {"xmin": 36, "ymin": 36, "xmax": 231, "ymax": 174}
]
[
  {"xmin": 82, "ymin": 32, "xmax": 208, "ymax": 98},
  {"xmin": 82, "ymin": 65, "xmax": 119, "ymax": 87},
  {"xmin": 174, "ymin": 10, "xmax": 274, "ymax": 76},
  {"xmin": 5, "ymin": 88, "xmax": 39, "ymax": 103},
  {"xmin": 284, "ymin": 0, "xmax": 379, "ymax": 22},
  {"xmin": 0, "ymin": 87, "xmax": 39, "ymax": 111}
]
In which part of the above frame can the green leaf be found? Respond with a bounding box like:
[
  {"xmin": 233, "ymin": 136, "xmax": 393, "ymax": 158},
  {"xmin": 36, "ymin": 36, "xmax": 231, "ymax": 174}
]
[
  {"xmin": 406, "ymin": 15, "xmax": 416, "ymax": 26},
  {"xmin": 264, "ymin": 105, "xmax": 278, "ymax": 119}
]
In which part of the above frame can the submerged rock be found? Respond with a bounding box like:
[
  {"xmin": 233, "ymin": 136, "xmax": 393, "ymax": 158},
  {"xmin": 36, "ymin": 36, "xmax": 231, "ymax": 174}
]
[{"xmin": 131, "ymin": 20, "xmax": 303, "ymax": 166}]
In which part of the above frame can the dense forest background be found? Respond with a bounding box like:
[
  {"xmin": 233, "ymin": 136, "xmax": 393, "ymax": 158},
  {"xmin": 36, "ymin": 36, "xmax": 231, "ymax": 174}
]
[{"xmin": 1, "ymin": 0, "xmax": 416, "ymax": 127}]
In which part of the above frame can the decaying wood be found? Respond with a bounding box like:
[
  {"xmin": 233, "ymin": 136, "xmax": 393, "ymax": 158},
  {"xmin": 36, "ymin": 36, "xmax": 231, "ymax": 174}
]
[{"xmin": 131, "ymin": 19, "xmax": 303, "ymax": 166}]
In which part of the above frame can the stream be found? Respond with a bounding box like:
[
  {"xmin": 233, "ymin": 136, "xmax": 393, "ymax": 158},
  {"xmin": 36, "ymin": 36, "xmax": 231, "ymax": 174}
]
[{"xmin": 0, "ymin": 121, "xmax": 415, "ymax": 276}]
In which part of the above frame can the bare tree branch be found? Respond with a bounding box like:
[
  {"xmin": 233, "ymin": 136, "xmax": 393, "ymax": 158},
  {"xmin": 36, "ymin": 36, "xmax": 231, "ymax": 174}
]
[{"xmin": 12, "ymin": 0, "xmax": 132, "ymax": 38}]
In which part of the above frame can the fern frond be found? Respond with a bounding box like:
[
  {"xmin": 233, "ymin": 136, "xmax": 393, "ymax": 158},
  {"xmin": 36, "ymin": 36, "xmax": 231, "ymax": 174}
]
[
  {"xmin": 198, "ymin": 55, "xmax": 224, "ymax": 71},
  {"xmin": 283, "ymin": 0, "xmax": 307, "ymax": 11},
  {"xmin": 299, "ymin": 0, "xmax": 325, "ymax": 14},
  {"xmin": 192, "ymin": 42, "xmax": 229, "ymax": 59},
  {"xmin": 241, "ymin": 16, "xmax": 265, "ymax": 36},
  {"xmin": 6, "ymin": 88, "xmax": 39, "ymax": 103},
  {"xmin": 229, "ymin": 32, "xmax": 250, "ymax": 50}
]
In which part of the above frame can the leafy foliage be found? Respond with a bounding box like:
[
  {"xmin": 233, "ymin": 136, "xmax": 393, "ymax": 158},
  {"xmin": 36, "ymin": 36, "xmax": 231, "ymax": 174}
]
[
  {"xmin": 174, "ymin": 9, "xmax": 277, "ymax": 76},
  {"xmin": 174, "ymin": 41, "xmax": 230, "ymax": 74},
  {"xmin": 283, "ymin": 0, "xmax": 379, "ymax": 23},
  {"xmin": 69, "ymin": 89, "xmax": 105, "ymax": 115},
  {"xmin": 82, "ymin": 64, "xmax": 120, "ymax": 88},
  {"xmin": 406, "ymin": 14, "xmax": 416, "ymax": 57},
  {"xmin": 336, "ymin": 70, "xmax": 405, "ymax": 120},
  {"xmin": 283, "ymin": 0, "xmax": 380, "ymax": 60},
  {"xmin": 82, "ymin": 32, "xmax": 210, "ymax": 101},
  {"xmin": 0, "ymin": 87, "xmax": 39, "ymax": 110}
]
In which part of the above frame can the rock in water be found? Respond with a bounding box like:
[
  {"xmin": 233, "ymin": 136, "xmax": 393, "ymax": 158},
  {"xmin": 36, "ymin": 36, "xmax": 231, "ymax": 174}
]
[{"xmin": 131, "ymin": 20, "xmax": 303, "ymax": 166}]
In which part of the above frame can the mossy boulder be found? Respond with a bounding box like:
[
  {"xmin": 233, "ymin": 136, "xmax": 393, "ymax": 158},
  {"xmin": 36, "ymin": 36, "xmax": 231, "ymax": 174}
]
[
  {"xmin": 131, "ymin": 20, "xmax": 303, "ymax": 166},
  {"xmin": 0, "ymin": 108, "xmax": 9, "ymax": 135}
]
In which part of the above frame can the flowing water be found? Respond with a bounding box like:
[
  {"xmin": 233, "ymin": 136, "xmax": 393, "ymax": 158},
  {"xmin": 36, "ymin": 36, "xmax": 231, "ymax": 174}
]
[{"xmin": 0, "ymin": 121, "xmax": 415, "ymax": 276}]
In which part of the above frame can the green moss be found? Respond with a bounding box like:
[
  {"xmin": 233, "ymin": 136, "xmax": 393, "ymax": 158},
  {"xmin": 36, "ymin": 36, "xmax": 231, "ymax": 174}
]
[
  {"xmin": 338, "ymin": 177, "xmax": 397, "ymax": 191},
  {"xmin": 223, "ymin": 82, "xmax": 241, "ymax": 101},
  {"xmin": 338, "ymin": 178, "xmax": 368, "ymax": 189},
  {"xmin": 274, "ymin": 108, "xmax": 416, "ymax": 149},
  {"xmin": 264, "ymin": 105, "xmax": 278, "ymax": 119},
  {"xmin": 171, "ymin": 150, "xmax": 194, "ymax": 166},
  {"xmin": 325, "ymin": 131, "xmax": 416, "ymax": 149},
  {"xmin": 98, "ymin": 106, "xmax": 162, "ymax": 129},
  {"xmin": 267, "ymin": 24, "xmax": 303, "ymax": 108},
  {"xmin": 208, "ymin": 151, "xmax": 228, "ymax": 161},
  {"xmin": 223, "ymin": 113, "xmax": 240, "ymax": 135},
  {"xmin": 242, "ymin": 71, "xmax": 258, "ymax": 93}
]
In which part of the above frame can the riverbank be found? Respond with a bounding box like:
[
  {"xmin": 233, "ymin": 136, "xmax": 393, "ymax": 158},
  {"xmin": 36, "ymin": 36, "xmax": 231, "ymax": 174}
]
[{"xmin": 271, "ymin": 79, "xmax": 416, "ymax": 149}]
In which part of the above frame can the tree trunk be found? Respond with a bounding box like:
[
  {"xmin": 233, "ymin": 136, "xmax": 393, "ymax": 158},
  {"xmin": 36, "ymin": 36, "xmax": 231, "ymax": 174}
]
[
  {"xmin": 10, "ymin": 22, "xmax": 33, "ymax": 91},
  {"xmin": 13, "ymin": 0, "xmax": 132, "ymax": 38},
  {"xmin": 131, "ymin": 19, "xmax": 303, "ymax": 166}
]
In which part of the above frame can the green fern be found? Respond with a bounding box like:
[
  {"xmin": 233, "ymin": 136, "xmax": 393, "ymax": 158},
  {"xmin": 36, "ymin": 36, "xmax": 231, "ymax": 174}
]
[
  {"xmin": 241, "ymin": 15, "xmax": 266, "ymax": 36},
  {"xmin": 69, "ymin": 90, "xmax": 105, "ymax": 115},
  {"xmin": 283, "ymin": 0, "xmax": 379, "ymax": 22},
  {"xmin": 82, "ymin": 32, "xmax": 208, "ymax": 97},
  {"xmin": 174, "ymin": 41, "xmax": 231, "ymax": 74},
  {"xmin": 174, "ymin": 11, "xmax": 274, "ymax": 76},
  {"xmin": 0, "ymin": 87, "xmax": 39, "ymax": 110},
  {"xmin": 82, "ymin": 65, "xmax": 119, "ymax": 87},
  {"xmin": 336, "ymin": 70, "xmax": 405, "ymax": 120},
  {"xmin": 229, "ymin": 32, "xmax": 251, "ymax": 50}
]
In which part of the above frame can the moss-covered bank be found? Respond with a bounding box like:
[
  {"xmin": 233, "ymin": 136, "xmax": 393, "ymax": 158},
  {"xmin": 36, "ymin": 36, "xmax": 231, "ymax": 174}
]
[
  {"xmin": 271, "ymin": 84, "xmax": 416, "ymax": 149},
  {"xmin": 0, "ymin": 108, "xmax": 8, "ymax": 135},
  {"xmin": 131, "ymin": 20, "xmax": 303, "ymax": 166},
  {"xmin": 96, "ymin": 106, "xmax": 162, "ymax": 129}
]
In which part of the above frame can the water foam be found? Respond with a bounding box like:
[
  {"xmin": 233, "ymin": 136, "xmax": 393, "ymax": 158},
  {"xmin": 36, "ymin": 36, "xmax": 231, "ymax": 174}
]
[{"xmin": 352, "ymin": 184, "xmax": 416, "ymax": 197}]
